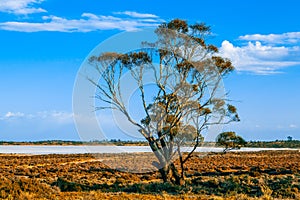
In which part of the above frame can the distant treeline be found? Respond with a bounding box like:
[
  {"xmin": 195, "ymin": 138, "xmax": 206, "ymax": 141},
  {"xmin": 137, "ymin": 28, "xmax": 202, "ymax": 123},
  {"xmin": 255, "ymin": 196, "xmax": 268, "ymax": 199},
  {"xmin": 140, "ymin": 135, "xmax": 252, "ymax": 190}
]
[
  {"xmin": 0, "ymin": 139, "xmax": 148, "ymax": 146},
  {"xmin": 245, "ymin": 140, "xmax": 300, "ymax": 148},
  {"xmin": 1, "ymin": 139, "xmax": 300, "ymax": 148},
  {"xmin": 0, "ymin": 140, "xmax": 84, "ymax": 145}
]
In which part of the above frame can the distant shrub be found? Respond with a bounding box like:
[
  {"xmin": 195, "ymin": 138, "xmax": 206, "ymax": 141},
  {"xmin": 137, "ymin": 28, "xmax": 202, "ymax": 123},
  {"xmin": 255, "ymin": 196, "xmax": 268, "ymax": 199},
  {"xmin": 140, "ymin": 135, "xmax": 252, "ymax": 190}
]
[{"xmin": 216, "ymin": 132, "xmax": 246, "ymax": 153}]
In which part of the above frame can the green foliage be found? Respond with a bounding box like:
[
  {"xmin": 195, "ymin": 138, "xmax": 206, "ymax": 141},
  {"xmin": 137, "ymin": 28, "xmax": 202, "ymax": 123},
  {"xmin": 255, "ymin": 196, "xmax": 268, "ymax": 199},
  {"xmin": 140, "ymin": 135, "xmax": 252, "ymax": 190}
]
[
  {"xmin": 246, "ymin": 140, "xmax": 300, "ymax": 148},
  {"xmin": 216, "ymin": 132, "xmax": 246, "ymax": 153}
]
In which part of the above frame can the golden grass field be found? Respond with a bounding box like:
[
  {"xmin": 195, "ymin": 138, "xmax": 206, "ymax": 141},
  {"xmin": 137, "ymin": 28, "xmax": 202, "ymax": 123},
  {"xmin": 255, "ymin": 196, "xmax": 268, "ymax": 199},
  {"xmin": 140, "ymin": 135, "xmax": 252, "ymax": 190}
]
[{"xmin": 0, "ymin": 150, "xmax": 299, "ymax": 199}]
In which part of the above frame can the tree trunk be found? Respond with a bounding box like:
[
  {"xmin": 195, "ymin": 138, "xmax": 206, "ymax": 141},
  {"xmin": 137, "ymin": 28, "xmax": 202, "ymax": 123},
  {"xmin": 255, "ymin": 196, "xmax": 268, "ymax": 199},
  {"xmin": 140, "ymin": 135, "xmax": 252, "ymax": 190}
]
[
  {"xmin": 159, "ymin": 165, "xmax": 170, "ymax": 183},
  {"xmin": 170, "ymin": 163, "xmax": 184, "ymax": 185},
  {"xmin": 149, "ymin": 138, "xmax": 185, "ymax": 185},
  {"xmin": 155, "ymin": 162, "xmax": 184, "ymax": 185}
]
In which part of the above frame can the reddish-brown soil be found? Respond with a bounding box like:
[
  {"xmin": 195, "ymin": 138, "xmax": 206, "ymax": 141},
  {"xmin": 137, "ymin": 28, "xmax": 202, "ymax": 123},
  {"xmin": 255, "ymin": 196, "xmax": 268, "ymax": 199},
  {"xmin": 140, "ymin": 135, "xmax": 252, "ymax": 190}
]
[{"xmin": 0, "ymin": 150, "xmax": 299, "ymax": 199}]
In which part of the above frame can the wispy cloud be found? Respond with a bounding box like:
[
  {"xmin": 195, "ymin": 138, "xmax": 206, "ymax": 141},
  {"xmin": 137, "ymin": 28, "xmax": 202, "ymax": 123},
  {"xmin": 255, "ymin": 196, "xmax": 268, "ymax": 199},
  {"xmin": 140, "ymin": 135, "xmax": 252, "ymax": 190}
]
[
  {"xmin": 0, "ymin": 0, "xmax": 46, "ymax": 15},
  {"xmin": 276, "ymin": 124, "xmax": 299, "ymax": 130},
  {"xmin": 219, "ymin": 32, "xmax": 300, "ymax": 74},
  {"xmin": 1, "ymin": 111, "xmax": 74, "ymax": 124},
  {"xmin": 114, "ymin": 11, "xmax": 159, "ymax": 18},
  {"xmin": 239, "ymin": 32, "xmax": 300, "ymax": 45},
  {"xmin": 289, "ymin": 124, "xmax": 298, "ymax": 129},
  {"xmin": 0, "ymin": 11, "xmax": 163, "ymax": 32},
  {"xmin": 0, "ymin": 111, "xmax": 77, "ymax": 140},
  {"xmin": 4, "ymin": 111, "xmax": 25, "ymax": 119}
]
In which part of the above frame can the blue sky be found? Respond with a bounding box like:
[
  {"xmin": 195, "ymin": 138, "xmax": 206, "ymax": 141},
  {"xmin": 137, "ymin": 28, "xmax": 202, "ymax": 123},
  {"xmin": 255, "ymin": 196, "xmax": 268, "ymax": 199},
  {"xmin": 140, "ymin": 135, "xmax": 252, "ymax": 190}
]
[{"xmin": 0, "ymin": 0, "xmax": 299, "ymax": 141}]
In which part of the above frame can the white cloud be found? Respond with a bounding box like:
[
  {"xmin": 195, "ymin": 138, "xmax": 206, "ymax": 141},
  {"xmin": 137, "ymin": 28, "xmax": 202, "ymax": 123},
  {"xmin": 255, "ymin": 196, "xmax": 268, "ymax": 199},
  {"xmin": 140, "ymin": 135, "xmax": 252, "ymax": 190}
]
[
  {"xmin": 114, "ymin": 11, "xmax": 159, "ymax": 18},
  {"xmin": 239, "ymin": 32, "xmax": 300, "ymax": 44},
  {"xmin": 37, "ymin": 111, "xmax": 74, "ymax": 124},
  {"xmin": 0, "ymin": 0, "xmax": 46, "ymax": 15},
  {"xmin": 289, "ymin": 124, "xmax": 298, "ymax": 129},
  {"xmin": 4, "ymin": 111, "xmax": 25, "ymax": 118},
  {"xmin": 1, "ymin": 111, "xmax": 74, "ymax": 124},
  {"xmin": 219, "ymin": 38, "xmax": 300, "ymax": 74},
  {"xmin": 275, "ymin": 124, "xmax": 299, "ymax": 130},
  {"xmin": 0, "ymin": 12, "xmax": 162, "ymax": 32}
]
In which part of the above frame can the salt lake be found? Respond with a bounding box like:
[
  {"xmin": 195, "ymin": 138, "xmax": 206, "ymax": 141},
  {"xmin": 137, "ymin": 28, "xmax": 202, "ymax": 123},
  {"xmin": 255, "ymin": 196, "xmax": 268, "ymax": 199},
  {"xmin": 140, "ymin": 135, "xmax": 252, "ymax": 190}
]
[{"xmin": 0, "ymin": 145, "xmax": 297, "ymax": 155}]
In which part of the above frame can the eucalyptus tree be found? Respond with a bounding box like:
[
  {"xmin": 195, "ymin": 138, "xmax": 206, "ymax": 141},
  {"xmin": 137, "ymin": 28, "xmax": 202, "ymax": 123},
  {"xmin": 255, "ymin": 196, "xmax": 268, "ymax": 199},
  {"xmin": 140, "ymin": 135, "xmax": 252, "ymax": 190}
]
[
  {"xmin": 88, "ymin": 19, "xmax": 239, "ymax": 185},
  {"xmin": 216, "ymin": 131, "xmax": 246, "ymax": 153}
]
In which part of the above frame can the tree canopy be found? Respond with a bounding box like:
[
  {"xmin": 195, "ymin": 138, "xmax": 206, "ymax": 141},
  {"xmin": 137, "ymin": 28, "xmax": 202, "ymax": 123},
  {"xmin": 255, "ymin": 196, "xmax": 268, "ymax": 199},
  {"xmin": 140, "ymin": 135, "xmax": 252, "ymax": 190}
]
[
  {"xmin": 88, "ymin": 19, "xmax": 239, "ymax": 184},
  {"xmin": 216, "ymin": 131, "xmax": 246, "ymax": 153}
]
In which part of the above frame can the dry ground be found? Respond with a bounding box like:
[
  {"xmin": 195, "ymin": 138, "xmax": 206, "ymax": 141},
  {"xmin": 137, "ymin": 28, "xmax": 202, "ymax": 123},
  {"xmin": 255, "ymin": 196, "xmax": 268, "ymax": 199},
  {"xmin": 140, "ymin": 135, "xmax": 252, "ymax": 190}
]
[{"xmin": 0, "ymin": 150, "xmax": 299, "ymax": 199}]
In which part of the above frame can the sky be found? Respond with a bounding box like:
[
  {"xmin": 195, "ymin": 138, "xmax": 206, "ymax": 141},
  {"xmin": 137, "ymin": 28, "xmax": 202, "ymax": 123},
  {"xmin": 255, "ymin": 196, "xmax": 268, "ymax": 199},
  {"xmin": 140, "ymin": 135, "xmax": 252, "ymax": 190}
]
[{"xmin": 0, "ymin": 0, "xmax": 299, "ymax": 141}]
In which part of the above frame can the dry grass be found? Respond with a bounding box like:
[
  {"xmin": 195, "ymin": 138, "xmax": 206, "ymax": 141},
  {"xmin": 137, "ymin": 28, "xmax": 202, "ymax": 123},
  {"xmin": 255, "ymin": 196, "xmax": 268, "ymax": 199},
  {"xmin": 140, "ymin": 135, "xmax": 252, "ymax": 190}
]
[{"xmin": 0, "ymin": 151, "xmax": 299, "ymax": 199}]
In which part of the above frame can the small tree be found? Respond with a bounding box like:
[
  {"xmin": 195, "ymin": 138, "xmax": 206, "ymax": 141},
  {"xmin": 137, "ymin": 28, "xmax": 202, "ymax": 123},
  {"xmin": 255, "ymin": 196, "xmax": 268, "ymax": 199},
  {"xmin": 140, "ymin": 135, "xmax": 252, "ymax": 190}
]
[
  {"xmin": 216, "ymin": 131, "xmax": 246, "ymax": 153},
  {"xmin": 88, "ymin": 19, "xmax": 239, "ymax": 185}
]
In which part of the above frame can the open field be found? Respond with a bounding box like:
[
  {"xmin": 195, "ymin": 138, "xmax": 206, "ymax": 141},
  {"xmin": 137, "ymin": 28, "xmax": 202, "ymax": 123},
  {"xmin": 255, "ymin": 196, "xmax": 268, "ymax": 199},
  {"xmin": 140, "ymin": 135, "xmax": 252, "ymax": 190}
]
[{"xmin": 0, "ymin": 150, "xmax": 300, "ymax": 199}]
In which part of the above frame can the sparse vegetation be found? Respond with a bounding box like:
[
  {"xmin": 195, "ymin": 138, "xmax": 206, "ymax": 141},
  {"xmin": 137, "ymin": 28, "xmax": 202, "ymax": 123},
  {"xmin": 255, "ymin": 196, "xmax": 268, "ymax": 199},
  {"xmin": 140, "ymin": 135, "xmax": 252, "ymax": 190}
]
[
  {"xmin": 1, "ymin": 139, "xmax": 300, "ymax": 149},
  {"xmin": 245, "ymin": 140, "xmax": 300, "ymax": 148},
  {"xmin": 0, "ymin": 140, "xmax": 148, "ymax": 146},
  {"xmin": 0, "ymin": 151, "xmax": 299, "ymax": 199}
]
